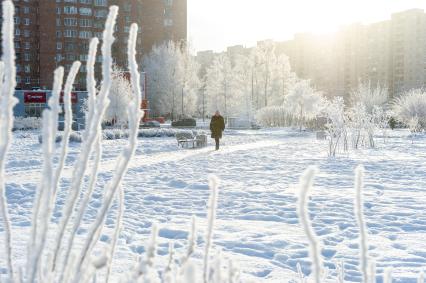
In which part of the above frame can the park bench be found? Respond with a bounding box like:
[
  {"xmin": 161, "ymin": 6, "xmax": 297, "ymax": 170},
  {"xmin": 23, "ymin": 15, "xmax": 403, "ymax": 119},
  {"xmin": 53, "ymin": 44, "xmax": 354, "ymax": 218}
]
[{"xmin": 176, "ymin": 132, "xmax": 207, "ymax": 148}]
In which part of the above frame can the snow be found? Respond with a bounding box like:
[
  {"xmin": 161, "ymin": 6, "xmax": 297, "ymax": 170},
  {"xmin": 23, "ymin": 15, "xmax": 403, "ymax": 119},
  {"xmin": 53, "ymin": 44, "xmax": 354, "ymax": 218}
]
[{"xmin": 2, "ymin": 128, "xmax": 426, "ymax": 282}]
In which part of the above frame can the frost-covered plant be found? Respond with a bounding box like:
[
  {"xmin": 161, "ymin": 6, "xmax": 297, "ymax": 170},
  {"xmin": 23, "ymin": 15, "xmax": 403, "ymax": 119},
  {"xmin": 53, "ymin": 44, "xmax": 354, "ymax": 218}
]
[
  {"xmin": 255, "ymin": 106, "xmax": 293, "ymax": 127},
  {"xmin": 283, "ymin": 80, "xmax": 324, "ymax": 131},
  {"xmin": 354, "ymin": 165, "xmax": 370, "ymax": 283},
  {"xmin": 0, "ymin": 1, "xmax": 18, "ymax": 279},
  {"xmin": 296, "ymin": 166, "xmax": 323, "ymax": 283},
  {"xmin": 295, "ymin": 166, "xmax": 377, "ymax": 282},
  {"xmin": 323, "ymin": 97, "xmax": 347, "ymax": 156},
  {"xmin": 351, "ymin": 82, "xmax": 389, "ymax": 115},
  {"xmin": 347, "ymin": 103, "xmax": 376, "ymax": 149},
  {"xmin": 372, "ymin": 106, "xmax": 392, "ymax": 143},
  {"xmin": 392, "ymin": 89, "xmax": 426, "ymax": 131}
]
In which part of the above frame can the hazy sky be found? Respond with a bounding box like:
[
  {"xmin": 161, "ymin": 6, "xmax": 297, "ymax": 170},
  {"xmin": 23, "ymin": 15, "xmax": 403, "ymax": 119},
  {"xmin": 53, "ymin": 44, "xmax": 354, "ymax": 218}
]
[{"xmin": 188, "ymin": 0, "xmax": 426, "ymax": 52}]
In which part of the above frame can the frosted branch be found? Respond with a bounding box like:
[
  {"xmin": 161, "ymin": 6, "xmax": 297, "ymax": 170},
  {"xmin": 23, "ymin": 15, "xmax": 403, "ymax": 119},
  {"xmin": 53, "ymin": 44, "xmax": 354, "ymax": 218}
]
[{"xmin": 297, "ymin": 166, "xmax": 323, "ymax": 283}]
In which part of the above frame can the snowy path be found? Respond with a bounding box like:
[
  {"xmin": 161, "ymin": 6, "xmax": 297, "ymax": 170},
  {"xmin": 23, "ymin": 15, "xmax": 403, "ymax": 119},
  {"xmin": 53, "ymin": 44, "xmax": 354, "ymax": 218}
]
[{"xmin": 2, "ymin": 129, "xmax": 426, "ymax": 282}]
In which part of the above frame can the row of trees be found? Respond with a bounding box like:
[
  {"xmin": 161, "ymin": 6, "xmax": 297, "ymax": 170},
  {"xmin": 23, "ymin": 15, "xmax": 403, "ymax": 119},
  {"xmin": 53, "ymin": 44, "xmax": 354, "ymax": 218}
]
[
  {"xmin": 142, "ymin": 41, "xmax": 296, "ymax": 120},
  {"xmin": 141, "ymin": 40, "xmax": 426, "ymax": 137}
]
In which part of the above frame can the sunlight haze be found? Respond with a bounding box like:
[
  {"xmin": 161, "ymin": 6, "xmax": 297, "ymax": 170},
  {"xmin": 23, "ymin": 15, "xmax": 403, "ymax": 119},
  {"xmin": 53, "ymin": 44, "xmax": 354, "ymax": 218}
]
[{"xmin": 188, "ymin": 0, "xmax": 426, "ymax": 52}]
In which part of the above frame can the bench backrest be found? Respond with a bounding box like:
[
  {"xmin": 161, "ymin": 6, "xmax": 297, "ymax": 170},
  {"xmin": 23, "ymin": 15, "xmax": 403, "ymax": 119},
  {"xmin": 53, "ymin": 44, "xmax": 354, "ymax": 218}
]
[{"xmin": 176, "ymin": 132, "xmax": 194, "ymax": 140}]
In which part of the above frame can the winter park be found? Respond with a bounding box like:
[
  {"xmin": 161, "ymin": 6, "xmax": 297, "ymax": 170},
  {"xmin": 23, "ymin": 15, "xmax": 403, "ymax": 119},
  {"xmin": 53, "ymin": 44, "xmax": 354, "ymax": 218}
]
[{"xmin": 1, "ymin": 0, "xmax": 426, "ymax": 282}]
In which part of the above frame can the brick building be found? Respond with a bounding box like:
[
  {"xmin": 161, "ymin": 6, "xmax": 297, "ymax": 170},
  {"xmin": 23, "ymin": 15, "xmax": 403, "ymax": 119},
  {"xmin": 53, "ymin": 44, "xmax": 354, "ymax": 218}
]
[{"xmin": 1, "ymin": 0, "xmax": 187, "ymax": 90}]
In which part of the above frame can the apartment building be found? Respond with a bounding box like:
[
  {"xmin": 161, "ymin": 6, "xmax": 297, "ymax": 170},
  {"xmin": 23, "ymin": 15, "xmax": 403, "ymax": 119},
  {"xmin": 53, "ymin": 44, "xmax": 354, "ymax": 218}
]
[
  {"xmin": 277, "ymin": 9, "xmax": 426, "ymax": 98},
  {"xmin": 1, "ymin": 0, "xmax": 187, "ymax": 90}
]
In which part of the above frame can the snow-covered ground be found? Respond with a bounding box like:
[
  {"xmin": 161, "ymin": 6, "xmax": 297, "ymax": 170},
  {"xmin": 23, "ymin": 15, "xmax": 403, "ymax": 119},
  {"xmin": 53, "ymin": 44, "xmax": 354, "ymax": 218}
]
[{"xmin": 2, "ymin": 129, "xmax": 426, "ymax": 282}]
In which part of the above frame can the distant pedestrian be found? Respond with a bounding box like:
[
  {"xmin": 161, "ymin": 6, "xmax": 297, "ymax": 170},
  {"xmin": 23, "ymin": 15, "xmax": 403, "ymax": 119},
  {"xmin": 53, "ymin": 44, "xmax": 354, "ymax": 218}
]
[{"xmin": 210, "ymin": 110, "xmax": 225, "ymax": 150}]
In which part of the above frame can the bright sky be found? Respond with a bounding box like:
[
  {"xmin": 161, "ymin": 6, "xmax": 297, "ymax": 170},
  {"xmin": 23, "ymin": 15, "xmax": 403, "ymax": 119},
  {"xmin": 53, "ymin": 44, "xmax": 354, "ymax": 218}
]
[{"xmin": 188, "ymin": 0, "xmax": 426, "ymax": 52}]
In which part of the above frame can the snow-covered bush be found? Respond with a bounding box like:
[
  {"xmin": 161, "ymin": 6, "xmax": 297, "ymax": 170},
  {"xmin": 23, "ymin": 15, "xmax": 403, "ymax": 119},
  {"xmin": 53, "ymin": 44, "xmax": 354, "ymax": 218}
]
[
  {"xmin": 347, "ymin": 103, "xmax": 376, "ymax": 149},
  {"xmin": 38, "ymin": 131, "xmax": 83, "ymax": 144},
  {"xmin": 255, "ymin": 106, "xmax": 293, "ymax": 127},
  {"xmin": 13, "ymin": 117, "xmax": 42, "ymax": 130},
  {"xmin": 351, "ymin": 82, "xmax": 389, "ymax": 114},
  {"xmin": 323, "ymin": 97, "xmax": 347, "ymax": 156},
  {"xmin": 283, "ymin": 80, "xmax": 324, "ymax": 131},
  {"xmin": 392, "ymin": 89, "xmax": 426, "ymax": 131}
]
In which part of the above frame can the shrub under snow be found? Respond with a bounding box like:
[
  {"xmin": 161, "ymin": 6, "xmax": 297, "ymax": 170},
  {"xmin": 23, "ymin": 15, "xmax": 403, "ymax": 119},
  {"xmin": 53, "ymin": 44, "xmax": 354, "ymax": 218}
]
[
  {"xmin": 392, "ymin": 89, "xmax": 426, "ymax": 131},
  {"xmin": 13, "ymin": 117, "xmax": 42, "ymax": 131}
]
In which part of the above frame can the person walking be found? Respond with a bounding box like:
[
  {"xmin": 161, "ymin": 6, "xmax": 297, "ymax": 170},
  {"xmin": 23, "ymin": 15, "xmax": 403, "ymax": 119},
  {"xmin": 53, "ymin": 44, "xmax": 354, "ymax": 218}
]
[{"xmin": 210, "ymin": 110, "xmax": 225, "ymax": 150}]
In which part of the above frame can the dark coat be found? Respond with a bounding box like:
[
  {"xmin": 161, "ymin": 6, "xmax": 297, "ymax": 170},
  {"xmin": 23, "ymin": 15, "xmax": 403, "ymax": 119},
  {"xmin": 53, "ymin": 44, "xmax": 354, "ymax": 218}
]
[{"xmin": 210, "ymin": 115, "xmax": 225, "ymax": 139}]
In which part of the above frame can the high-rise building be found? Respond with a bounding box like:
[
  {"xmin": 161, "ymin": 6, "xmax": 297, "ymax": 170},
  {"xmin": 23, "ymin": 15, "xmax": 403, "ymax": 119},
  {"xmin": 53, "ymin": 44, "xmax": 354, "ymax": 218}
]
[
  {"xmin": 276, "ymin": 9, "xmax": 426, "ymax": 98},
  {"xmin": 1, "ymin": 0, "xmax": 187, "ymax": 90}
]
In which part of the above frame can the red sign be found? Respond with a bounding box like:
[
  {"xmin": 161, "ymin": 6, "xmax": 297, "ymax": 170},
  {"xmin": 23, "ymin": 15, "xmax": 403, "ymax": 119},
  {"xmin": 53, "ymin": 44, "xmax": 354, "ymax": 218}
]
[
  {"xmin": 60, "ymin": 92, "xmax": 78, "ymax": 104},
  {"xmin": 24, "ymin": 92, "xmax": 47, "ymax": 103}
]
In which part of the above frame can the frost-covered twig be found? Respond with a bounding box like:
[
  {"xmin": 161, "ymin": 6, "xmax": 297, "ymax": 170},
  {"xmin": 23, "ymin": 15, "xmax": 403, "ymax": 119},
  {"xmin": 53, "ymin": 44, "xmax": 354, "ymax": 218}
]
[
  {"xmin": 69, "ymin": 18, "xmax": 142, "ymax": 281},
  {"xmin": 105, "ymin": 185, "xmax": 124, "ymax": 283},
  {"xmin": 204, "ymin": 175, "xmax": 220, "ymax": 283},
  {"xmin": 26, "ymin": 66, "xmax": 65, "ymax": 283},
  {"xmin": 418, "ymin": 271, "xmax": 424, "ymax": 283},
  {"xmin": 181, "ymin": 216, "xmax": 196, "ymax": 266},
  {"xmin": 128, "ymin": 224, "xmax": 159, "ymax": 282},
  {"xmin": 354, "ymin": 165, "xmax": 369, "ymax": 283},
  {"xmin": 296, "ymin": 262, "xmax": 305, "ymax": 283},
  {"xmin": 297, "ymin": 166, "xmax": 323, "ymax": 283},
  {"xmin": 51, "ymin": 6, "xmax": 118, "ymax": 274},
  {"xmin": 383, "ymin": 267, "xmax": 392, "ymax": 283},
  {"xmin": 0, "ymin": 1, "xmax": 18, "ymax": 280},
  {"xmin": 336, "ymin": 259, "xmax": 345, "ymax": 283}
]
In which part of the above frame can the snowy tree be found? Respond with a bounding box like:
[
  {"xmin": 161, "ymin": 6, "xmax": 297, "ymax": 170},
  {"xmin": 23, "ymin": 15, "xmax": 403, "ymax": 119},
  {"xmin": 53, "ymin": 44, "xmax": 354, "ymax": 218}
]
[
  {"xmin": 284, "ymin": 80, "xmax": 324, "ymax": 131},
  {"xmin": 392, "ymin": 89, "xmax": 426, "ymax": 131},
  {"xmin": 205, "ymin": 53, "xmax": 233, "ymax": 117},
  {"xmin": 178, "ymin": 46, "xmax": 201, "ymax": 118},
  {"xmin": 142, "ymin": 41, "xmax": 200, "ymax": 120},
  {"xmin": 251, "ymin": 41, "xmax": 277, "ymax": 109},
  {"xmin": 103, "ymin": 65, "xmax": 134, "ymax": 126}
]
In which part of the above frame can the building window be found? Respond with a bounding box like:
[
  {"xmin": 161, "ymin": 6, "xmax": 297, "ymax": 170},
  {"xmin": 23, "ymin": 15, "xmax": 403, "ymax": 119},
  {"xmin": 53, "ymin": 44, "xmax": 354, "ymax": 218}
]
[
  {"xmin": 14, "ymin": 17, "xmax": 20, "ymax": 24},
  {"xmin": 56, "ymin": 7, "xmax": 61, "ymax": 14},
  {"xmin": 94, "ymin": 0, "xmax": 107, "ymax": 6},
  {"xmin": 24, "ymin": 30, "xmax": 30, "ymax": 37},
  {"xmin": 24, "ymin": 18, "xmax": 30, "ymax": 25},
  {"xmin": 56, "ymin": 54, "xmax": 63, "ymax": 62},
  {"xmin": 15, "ymin": 29, "xmax": 20, "ymax": 36},
  {"xmin": 56, "ymin": 31, "xmax": 62, "ymax": 38},
  {"xmin": 23, "ymin": 6, "xmax": 30, "ymax": 14},
  {"xmin": 64, "ymin": 6, "xmax": 78, "ymax": 14},
  {"xmin": 79, "ymin": 30, "xmax": 92, "ymax": 39},
  {"xmin": 94, "ymin": 9, "xmax": 108, "ymax": 18},
  {"xmin": 24, "ymin": 53, "xmax": 30, "ymax": 61},
  {"xmin": 14, "ymin": 41, "xmax": 20, "ymax": 49},
  {"xmin": 80, "ymin": 18, "xmax": 92, "ymax": 27},
  {"xmin": 64, "ymin": 18, "xmax": 78, "ymax": 26},
  {"xmin": 57, "ymin": 42, "xmax": 62, "ymax": 50},
  {"xmin": 79, "ymin": 7, "xmax": 92, "ymax": 16},
  {"xmin": 25, "ymin": 42, "xmax": 30, "ymax": 49},
  {"xmin": 25, "ymin": 65, "xmax": 31, "ymax": 73},
  {"xmin": 64, "ymin": 29, "xmax": 77, "ymax": 37},
  {"xmin": 24, "ymin": 77, "xmax": 31, "ymax": 84},
  {"xmin": 25, "ymin": 103, "xmax": 44, "ymax": 117},
  {"xmin": 80, "ymin": 0, "xmax": 92, "ymax": 3},
  {"xmin": 66, "ymin": 53, "xmax": 76, "ymax": 61}
]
